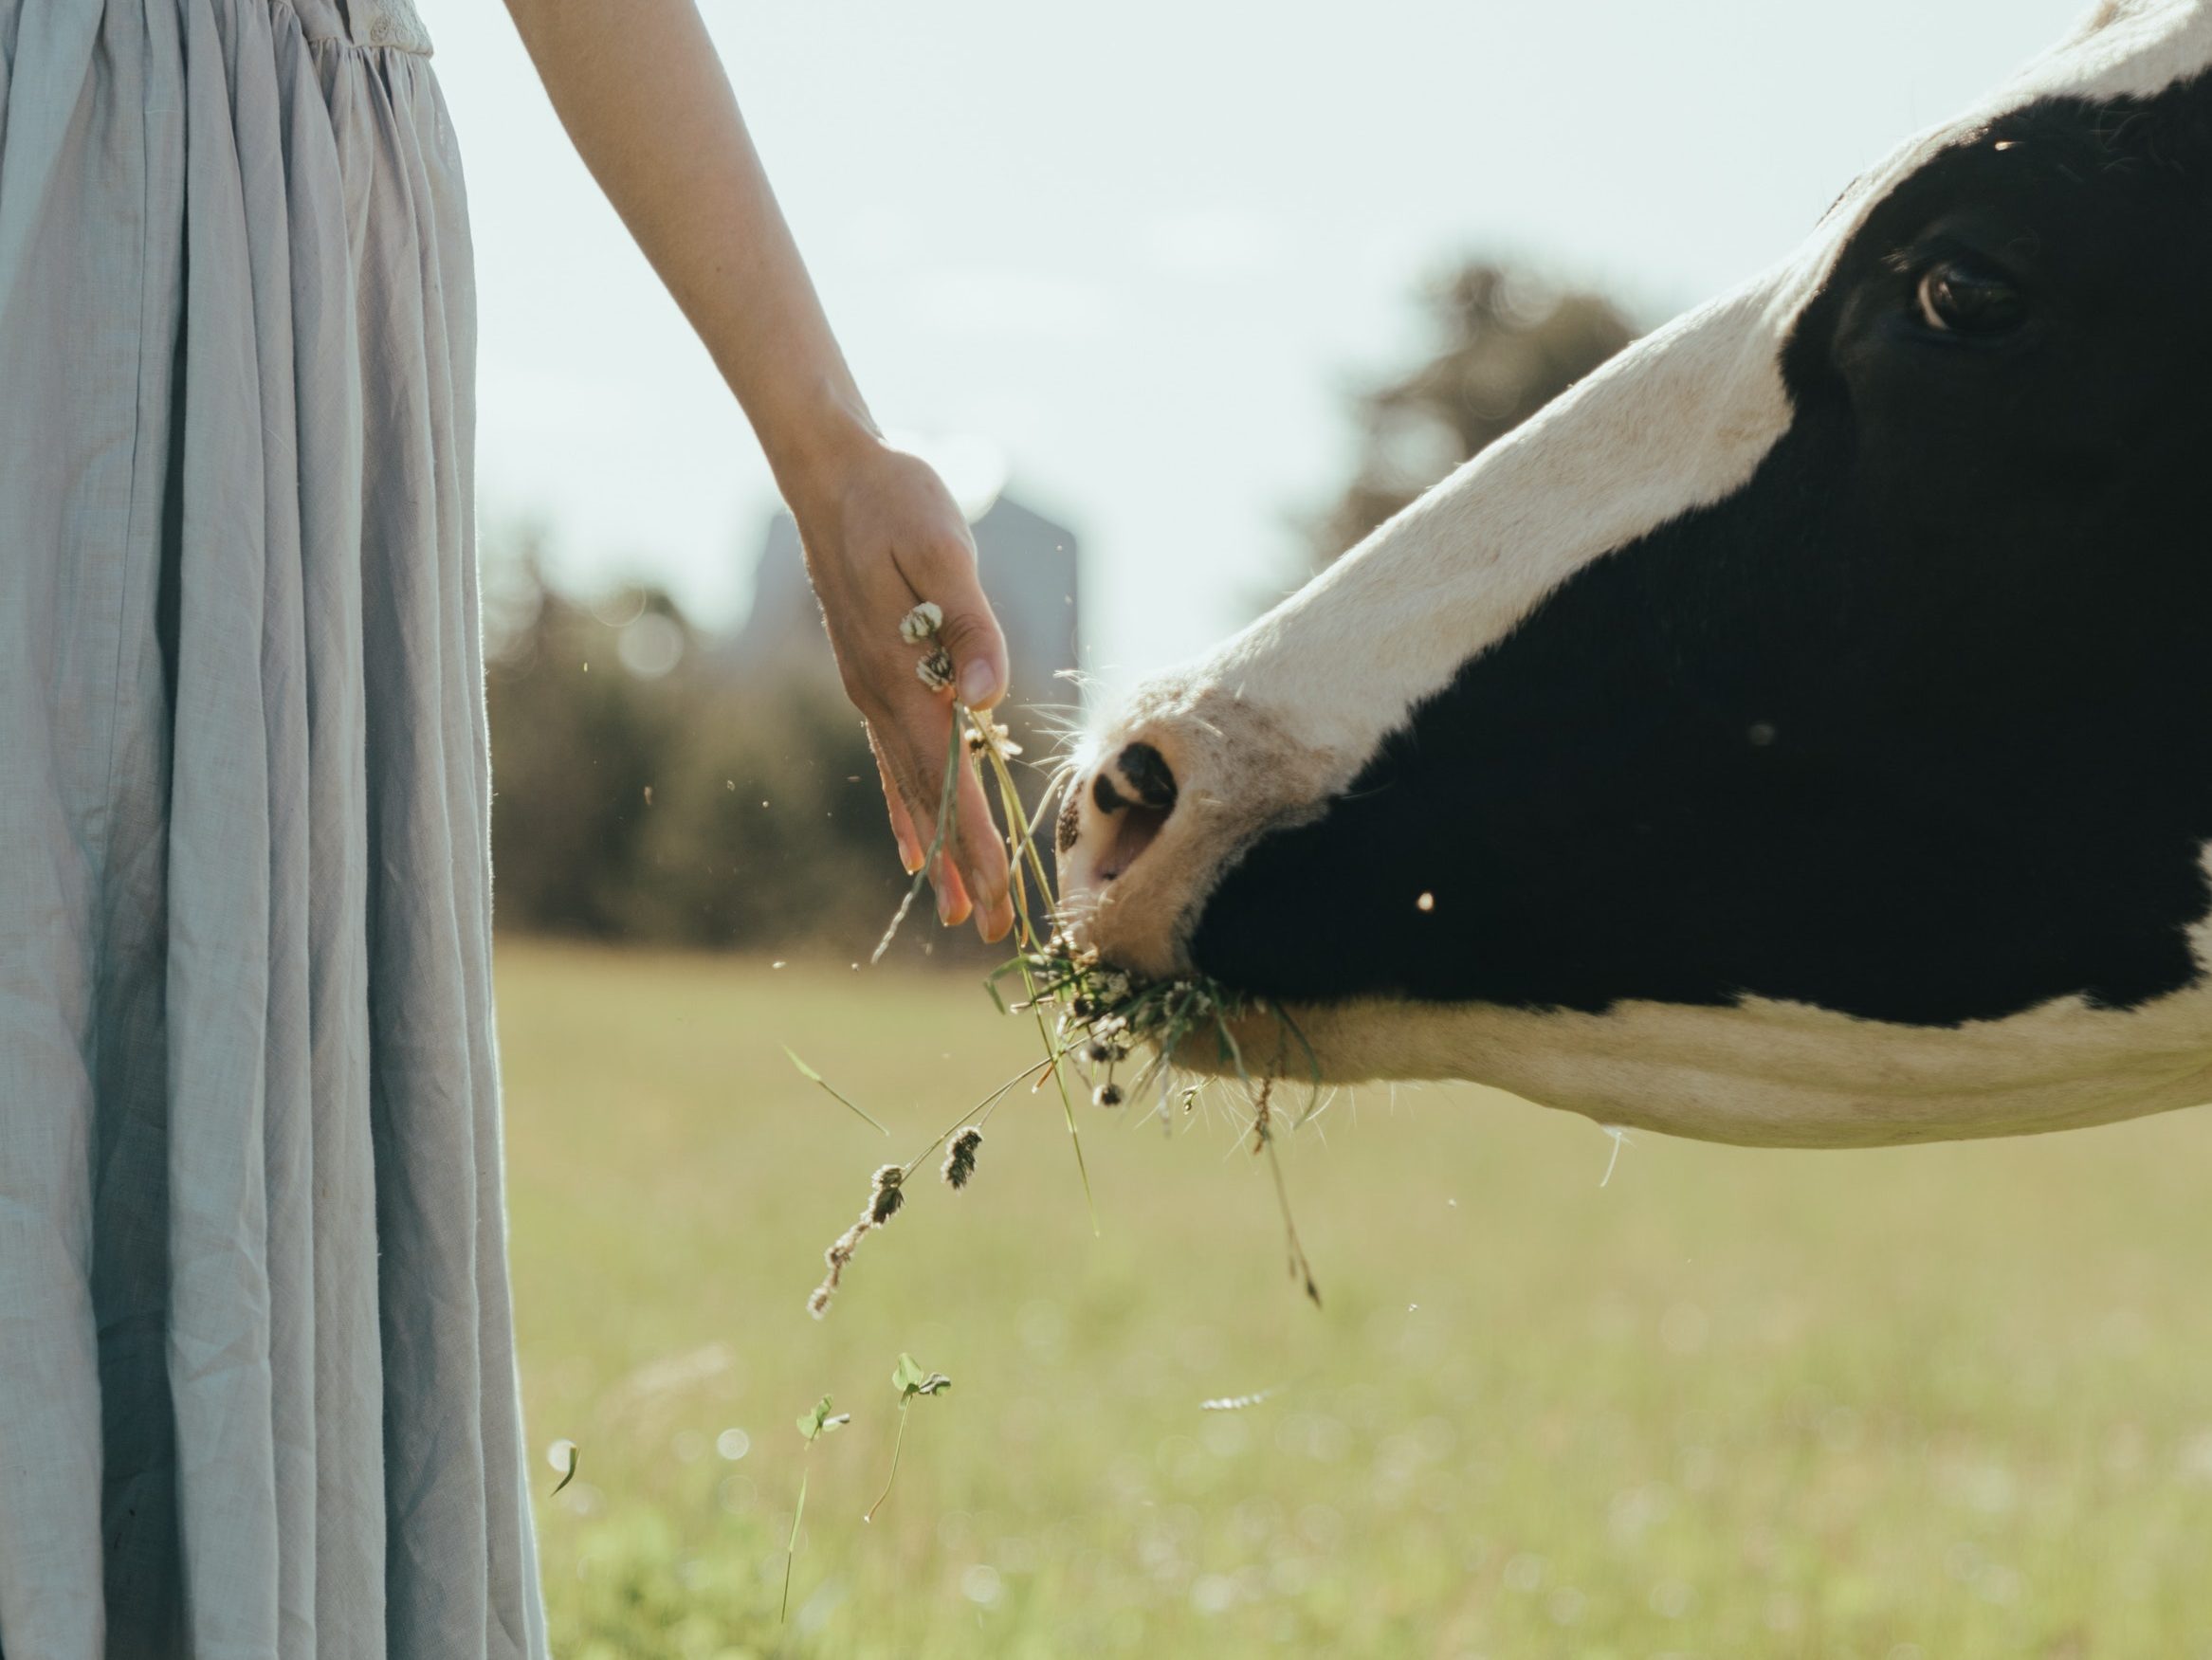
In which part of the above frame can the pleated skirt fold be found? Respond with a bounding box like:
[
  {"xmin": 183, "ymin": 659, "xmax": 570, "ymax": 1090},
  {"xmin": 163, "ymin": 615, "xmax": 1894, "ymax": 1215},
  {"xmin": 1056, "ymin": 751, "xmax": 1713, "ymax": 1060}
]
[{"xmin": 0, "ymin": 2, "xmax": 544, "ymax": 1652}]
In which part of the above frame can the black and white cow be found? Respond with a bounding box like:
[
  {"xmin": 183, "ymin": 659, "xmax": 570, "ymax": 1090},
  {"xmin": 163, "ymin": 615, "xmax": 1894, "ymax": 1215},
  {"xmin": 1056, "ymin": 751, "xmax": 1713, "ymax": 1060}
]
[{"xmin": 1056, "ymin": 0, "xmax": 2212, "ymax": 1148}]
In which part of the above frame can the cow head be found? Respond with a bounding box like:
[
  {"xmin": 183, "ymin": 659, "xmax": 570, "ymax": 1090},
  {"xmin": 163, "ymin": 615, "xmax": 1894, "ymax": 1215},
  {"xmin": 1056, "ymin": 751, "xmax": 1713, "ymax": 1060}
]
[{"xmin": 1055, "ymin": 1, "xmax": 2212, "ymax": 1143}]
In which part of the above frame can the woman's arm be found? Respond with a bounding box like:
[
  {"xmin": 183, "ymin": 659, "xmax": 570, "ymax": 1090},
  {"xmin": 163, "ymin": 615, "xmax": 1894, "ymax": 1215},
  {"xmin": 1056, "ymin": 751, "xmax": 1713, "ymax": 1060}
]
[{"xmin": 503, "ymin": 0, "xmax": 1014, "ymax": 939}]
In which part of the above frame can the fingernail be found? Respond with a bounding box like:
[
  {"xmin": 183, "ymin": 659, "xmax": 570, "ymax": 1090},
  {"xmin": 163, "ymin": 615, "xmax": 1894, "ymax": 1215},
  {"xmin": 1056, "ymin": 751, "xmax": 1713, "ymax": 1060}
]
[
  {"xmin": 935, "ymin": 879, "xmax": 955, "ymax": 923},
  {"xmin": 900, "ymin": 841, "xmax": 924, "ymax": 876},
  {"xmin": 959, "ymin": 659, "xmax": 998, "ymax": 708}
]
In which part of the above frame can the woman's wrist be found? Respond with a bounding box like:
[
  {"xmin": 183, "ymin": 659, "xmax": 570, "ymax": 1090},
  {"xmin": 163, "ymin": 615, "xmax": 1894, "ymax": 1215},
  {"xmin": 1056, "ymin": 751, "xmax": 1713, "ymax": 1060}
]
[{"xmin": 759, "ymin": 375, "xmax": 883, "ymax": 523}]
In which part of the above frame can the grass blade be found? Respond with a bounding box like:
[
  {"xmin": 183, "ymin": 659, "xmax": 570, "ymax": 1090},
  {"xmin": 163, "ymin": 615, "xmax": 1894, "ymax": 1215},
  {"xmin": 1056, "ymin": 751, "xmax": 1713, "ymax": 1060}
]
[
  {"xmin": 785, "ymin": 1047, "xmax": 890, "ymax": 1136},
  {"xmin": 781, "ymin": 1463, "xmax": 809, "ymax": 1622}
]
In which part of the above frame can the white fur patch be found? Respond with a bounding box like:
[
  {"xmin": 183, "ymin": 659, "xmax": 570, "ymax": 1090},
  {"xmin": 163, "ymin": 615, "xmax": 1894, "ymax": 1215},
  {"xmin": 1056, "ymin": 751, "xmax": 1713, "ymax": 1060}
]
[{"xmin": 1264, "ymin": 980, "xmax": 2212, "ymax": 1149}]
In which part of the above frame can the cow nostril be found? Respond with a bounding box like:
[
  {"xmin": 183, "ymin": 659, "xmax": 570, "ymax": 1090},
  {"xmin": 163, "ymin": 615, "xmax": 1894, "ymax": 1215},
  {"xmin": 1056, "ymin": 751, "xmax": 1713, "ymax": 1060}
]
[
  {"xmin": 1116, "ymin": 742, "xmax": 1178, "ymax": 812},
  {"xmin": 1063, "ymin": 741, "xmax": 1180, "ymax": 883},
  {"xmin": 1077, "ymin": 741, "xmax": 1176, "ymax": 885}
]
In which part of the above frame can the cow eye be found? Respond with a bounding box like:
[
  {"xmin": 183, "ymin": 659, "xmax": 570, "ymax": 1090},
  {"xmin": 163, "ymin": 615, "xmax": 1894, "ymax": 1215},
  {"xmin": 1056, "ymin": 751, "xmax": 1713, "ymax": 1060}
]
[{"xmin": 1913, "ymin": 257, "xmax": 2026, "ymax": 337}]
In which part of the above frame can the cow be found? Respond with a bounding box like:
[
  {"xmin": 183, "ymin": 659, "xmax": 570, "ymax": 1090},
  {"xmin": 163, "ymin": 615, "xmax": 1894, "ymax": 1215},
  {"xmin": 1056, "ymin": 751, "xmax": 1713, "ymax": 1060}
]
[{"xmin": 1052, "ymin": 0, "xmax": 2212, "ymax": 1150}]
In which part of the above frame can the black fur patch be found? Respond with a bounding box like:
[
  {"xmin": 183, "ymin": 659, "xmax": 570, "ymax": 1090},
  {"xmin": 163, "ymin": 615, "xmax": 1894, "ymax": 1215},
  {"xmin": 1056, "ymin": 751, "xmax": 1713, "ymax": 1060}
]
[{"xmin": 1193, "ymin": 74, "xmax": 2212, "ymax": 1027}]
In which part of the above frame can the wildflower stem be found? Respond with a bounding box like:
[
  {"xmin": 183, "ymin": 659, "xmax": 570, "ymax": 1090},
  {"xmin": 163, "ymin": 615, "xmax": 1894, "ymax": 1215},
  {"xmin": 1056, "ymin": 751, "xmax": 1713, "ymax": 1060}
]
[
  {"xmin": 971, "ymin": 706, "xmax": 1060, "ymax": 932},
  {"xmin": 962, "ymin": 703, "xmax": 1100, "ymax": 1236},
  {"xmin": 1218, "ymin": 1018, "xmax": 1322, "ymax": 1306},
  {"xmin": 1031, "ymin": 973, "xmax": 1099, "ymax": 1236},
  {"xmin": 1266, "ymin": 1000, "xmax": 1329, "ymax": 1126},
  {"xmin": 1262, "ymin": 1125, "xmax": 1323, "ymax": 1307},
  {"xmin": 780, "ymin": 1460, "xmax": 809, "ymax": 1622},
  {"xmin": 863, "ymin": 1401, "xmax": 909, "ymax": 1523}
]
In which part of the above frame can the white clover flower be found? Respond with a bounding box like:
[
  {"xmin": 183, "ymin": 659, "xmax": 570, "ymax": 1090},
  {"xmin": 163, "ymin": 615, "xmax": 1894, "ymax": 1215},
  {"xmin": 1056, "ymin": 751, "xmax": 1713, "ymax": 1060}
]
[
  {"xmin": 899, "ymin": 602, "xmax": 944, "ymax": 645},
  {"xmin": 916, "ymin": 647, "xmax": 956, "ymax": 691},
  {"xmin": 964, "ymin": 720, "xmax": 1022, "ymax": 757}
]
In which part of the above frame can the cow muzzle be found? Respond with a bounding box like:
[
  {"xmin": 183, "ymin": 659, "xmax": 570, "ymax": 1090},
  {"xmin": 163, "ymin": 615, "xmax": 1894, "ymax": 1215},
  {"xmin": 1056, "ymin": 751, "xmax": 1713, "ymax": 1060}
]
[{"xmin": 1052, "ymin": 682, "xmax": 1346, "ymax": 980}]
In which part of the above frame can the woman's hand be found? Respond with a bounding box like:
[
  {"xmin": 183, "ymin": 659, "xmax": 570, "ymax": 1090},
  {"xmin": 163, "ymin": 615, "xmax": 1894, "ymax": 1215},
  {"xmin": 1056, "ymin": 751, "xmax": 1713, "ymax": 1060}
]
[{"xmin": 790, "ymin": 436, "xmax": 1015, "ymax": 940}]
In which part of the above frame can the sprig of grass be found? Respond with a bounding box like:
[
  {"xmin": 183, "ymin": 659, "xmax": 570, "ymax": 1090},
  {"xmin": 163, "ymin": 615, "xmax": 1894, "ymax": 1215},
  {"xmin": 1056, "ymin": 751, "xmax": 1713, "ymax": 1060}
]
[
  {"xmin": 864, "ymin": 1354, "xmax": 952, "ymax": 1523},
  {"xmin": 806, "ymin": 601, "xmax": 1330, "ymax": 1318},
  {"xmin": 783, "ymin": 1395, "xmax": 850, "ymax": 1622},
  {"xmin": 964, "ymin": 703, "xmax": 1099, "ymax": 1234}
]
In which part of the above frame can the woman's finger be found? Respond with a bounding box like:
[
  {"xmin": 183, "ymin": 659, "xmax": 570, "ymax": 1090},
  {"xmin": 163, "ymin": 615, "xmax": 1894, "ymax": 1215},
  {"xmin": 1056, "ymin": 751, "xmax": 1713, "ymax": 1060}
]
[
  {"xmin": 944, "ymin": 737, "xmax": 1014, "ymax": 942},
  {"xmin": 931, "ymin": 847, "xmax": 972, "ymax": 925},
  {"xmin": 885, "ymin": 696, "xmax": 1011, "ymax": 941},
  {"xmin": 869, "ymin": 733, "xmax": 924, "ymax": 875},
  {"xmin": 871, "ymin": 679, "xmax": 983, "ymax": 927}
]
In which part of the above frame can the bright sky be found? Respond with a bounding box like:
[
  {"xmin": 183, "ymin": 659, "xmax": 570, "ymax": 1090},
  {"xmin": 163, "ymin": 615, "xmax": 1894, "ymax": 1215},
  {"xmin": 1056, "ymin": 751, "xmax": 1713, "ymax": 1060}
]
[{"xmin": 435, "ymin": 0, "xmax": 2084, "ymax": 691}]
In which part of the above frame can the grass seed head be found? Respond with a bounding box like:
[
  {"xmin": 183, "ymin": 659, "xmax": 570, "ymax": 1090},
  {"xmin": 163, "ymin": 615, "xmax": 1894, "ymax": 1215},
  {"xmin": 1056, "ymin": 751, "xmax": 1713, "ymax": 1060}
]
[
  {"xmin": 1094, "ymin": 1083, "xmax": 1124, "ymax": 1108},
  {"xmin": 808, "ymin": 1216, "xmax": 876, "ymax": 1319},
  {"xmin": 868, "ymin": 1163, "xmax": 906, "ymax": 1224},
  {"xmin": 941, "ymin": 1126, "xmax": 984, "ymax": 1190},
  {"xmin": 811, "ymin": 1164, "xmax": 914, "ymax": 1318}
]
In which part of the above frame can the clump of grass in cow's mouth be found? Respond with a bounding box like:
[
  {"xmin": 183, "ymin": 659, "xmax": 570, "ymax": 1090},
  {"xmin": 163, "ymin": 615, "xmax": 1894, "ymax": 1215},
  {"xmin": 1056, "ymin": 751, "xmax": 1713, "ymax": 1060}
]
[{"xmin": 795, "ymin": 603, "xmax": 1326, "ymax": 1321}]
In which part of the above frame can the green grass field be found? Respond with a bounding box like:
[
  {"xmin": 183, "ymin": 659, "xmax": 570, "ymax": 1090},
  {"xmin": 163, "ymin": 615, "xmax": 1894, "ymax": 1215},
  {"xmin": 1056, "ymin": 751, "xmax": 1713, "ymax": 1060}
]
[{"xmin": 499, "ymin": 939, "xmax": 2212, "ymax": 1658}]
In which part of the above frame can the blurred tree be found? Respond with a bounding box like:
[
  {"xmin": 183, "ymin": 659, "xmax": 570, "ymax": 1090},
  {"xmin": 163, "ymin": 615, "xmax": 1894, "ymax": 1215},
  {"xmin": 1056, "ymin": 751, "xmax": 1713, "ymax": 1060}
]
[
  {"xmin": 484, "ymin": 559, "xmax": 694, "ymax": 939},
  {"xmin": 1307, "ymin": 262, "xmax": 1638, "ymax": 569}
]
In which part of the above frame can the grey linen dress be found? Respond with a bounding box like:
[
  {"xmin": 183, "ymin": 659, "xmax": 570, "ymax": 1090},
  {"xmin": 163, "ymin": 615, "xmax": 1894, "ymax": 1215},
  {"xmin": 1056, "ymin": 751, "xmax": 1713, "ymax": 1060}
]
[{"xmin": 0, "ymin": 0, "xmax": 546, "ymax": 1653}]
